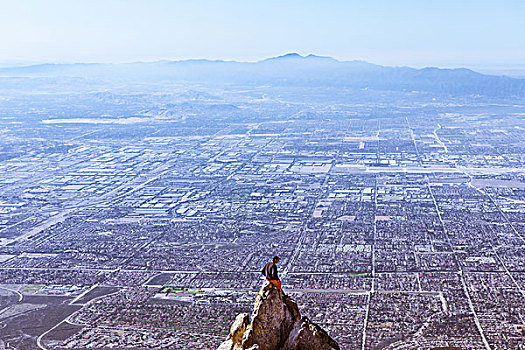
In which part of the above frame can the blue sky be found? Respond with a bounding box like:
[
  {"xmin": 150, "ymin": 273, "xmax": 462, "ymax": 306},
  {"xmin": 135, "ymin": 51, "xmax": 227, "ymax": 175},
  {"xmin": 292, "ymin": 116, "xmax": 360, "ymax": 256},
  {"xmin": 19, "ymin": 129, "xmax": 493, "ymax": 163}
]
[{"xmin": 0, "ymin": 0, "xmax": 524, "ymax": 68}]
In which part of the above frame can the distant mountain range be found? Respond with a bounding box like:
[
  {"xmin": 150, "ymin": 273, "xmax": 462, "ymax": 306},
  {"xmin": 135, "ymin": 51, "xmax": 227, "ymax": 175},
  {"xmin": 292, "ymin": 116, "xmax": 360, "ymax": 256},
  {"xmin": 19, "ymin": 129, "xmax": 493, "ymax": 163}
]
[{"xmin": 1, "ymin": 53, "xmax": 524, "ymax": 98}]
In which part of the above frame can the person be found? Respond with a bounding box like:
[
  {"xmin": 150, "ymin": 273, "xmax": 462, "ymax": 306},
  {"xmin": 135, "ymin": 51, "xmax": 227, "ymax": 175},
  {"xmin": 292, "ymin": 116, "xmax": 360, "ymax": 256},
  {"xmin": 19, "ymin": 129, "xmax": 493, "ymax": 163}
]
[{"xmin": 262, "ymin": 255, "xmax": 285, "ymax": 296}]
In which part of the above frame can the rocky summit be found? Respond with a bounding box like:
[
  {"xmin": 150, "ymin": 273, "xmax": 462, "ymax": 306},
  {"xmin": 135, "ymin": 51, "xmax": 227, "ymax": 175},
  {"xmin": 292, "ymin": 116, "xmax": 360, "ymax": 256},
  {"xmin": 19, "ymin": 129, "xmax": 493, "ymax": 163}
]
[{"xmin": 218, "ymin": 283, "xmax": 340, "ymax": 350}]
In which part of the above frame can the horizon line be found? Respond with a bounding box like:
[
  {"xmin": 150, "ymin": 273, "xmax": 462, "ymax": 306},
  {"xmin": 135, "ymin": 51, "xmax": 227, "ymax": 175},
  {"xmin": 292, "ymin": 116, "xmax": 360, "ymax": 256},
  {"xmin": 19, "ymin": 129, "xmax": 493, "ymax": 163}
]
[{"xmin": 1, "ymin": 53, "xmax": 525, "ymax": 75}]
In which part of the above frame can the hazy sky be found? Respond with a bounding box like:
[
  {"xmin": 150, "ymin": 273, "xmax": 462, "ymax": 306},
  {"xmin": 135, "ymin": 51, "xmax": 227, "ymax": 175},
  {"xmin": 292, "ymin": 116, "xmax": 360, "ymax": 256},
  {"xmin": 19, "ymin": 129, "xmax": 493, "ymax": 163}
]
[{"xmin": 0, "ymin": 0, "xmax": 524, "ymax": 68}]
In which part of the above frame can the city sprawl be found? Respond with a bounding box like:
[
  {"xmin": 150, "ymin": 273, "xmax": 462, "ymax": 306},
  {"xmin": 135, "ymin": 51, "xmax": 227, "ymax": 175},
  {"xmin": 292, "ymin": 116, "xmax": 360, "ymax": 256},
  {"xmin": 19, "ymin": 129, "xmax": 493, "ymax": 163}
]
[{"xmin": 0, "ymin": 80, "xmax": 524, "ymax": 349}]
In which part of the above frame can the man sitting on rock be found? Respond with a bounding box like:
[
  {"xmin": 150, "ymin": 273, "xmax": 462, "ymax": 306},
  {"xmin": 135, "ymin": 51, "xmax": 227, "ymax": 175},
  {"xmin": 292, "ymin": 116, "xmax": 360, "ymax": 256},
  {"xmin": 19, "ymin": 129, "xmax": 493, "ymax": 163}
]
[{"xmin": 262, "ymin": 255, "xmax": 287, "ymax": 297}]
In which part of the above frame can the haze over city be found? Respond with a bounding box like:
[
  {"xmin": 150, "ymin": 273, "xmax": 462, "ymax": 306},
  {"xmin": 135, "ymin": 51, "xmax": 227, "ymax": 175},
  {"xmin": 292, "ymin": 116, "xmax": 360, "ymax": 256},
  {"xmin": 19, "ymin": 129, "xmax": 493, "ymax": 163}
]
[{"xmin": 1, "ymin": 0, "xmax": 524, "ymax": 70}]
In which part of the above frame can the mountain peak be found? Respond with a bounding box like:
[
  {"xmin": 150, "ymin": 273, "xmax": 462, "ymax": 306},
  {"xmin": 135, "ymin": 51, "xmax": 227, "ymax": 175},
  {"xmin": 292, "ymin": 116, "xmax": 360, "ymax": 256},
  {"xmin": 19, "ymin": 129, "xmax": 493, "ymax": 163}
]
[
  {"xmin": 262, "ymin": 53, "xmax": 338, "ymax": 63},
  {"xmin": 261, "ymin": 53, "xmax": 304, "ymax": 62},
  {"xmin": 218, "ymin": 282, "xmax": 339, "ymax": 350},
  {"xmin": 277, "ymin": 52, "xmax": 303, "ymax": 59}
]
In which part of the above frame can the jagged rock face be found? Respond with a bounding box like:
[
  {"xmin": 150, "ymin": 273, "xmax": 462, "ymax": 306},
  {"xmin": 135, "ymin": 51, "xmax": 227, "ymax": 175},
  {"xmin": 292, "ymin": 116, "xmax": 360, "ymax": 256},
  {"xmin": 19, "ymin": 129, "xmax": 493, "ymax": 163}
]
[
  {"xmin": 217, "ymin": 313, "xmax": 253, "ymax": 350},
  {"xmin": 218, "ymin": 283, "xmax": 339, "ymax": 350},
  {"xmin": 243, "ymin": 284, "xmax": 301, "ymax": 350},
  {"xmin": 283, "ymin": 317, "xmax": 340, "ymax": 350}
]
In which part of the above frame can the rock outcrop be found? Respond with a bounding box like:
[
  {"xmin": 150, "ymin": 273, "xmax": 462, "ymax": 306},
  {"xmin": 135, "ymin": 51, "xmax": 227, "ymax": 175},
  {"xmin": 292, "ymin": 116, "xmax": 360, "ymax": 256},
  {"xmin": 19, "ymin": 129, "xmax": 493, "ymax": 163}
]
[{"xmin": 218, "ymin": 283, "xmax": 340, "ymax": 350}]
